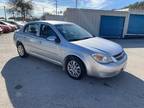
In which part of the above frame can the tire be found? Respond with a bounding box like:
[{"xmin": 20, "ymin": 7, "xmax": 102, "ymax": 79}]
[
  {"xmin": 65, "ymin": 57, "xmax": 86, "ymax": 80},
  {"xmin": 17, "ymin": 43, "xmax": 28, "ymax": 58}
]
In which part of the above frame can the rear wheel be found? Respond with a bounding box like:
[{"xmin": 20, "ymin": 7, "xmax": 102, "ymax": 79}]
[
  {"xmin": 17, "ymin": 44, "xmax": 28, "ymax": 58},
  {"xmin": 65, "ymin": 57, "xmax": 86, "ymax": 80}
]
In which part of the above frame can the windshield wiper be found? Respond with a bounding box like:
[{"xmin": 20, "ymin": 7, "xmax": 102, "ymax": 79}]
[
  {"xmin": 81, "ymin": 37, "xmax": 91, "ymax": 40},
  {"xmin": 69, "ymin": 37, "xmax": 92, "ymax": 42},
  {"xmin": 69, "ymin": 39, "xmax": 81, "ymax": 41}
]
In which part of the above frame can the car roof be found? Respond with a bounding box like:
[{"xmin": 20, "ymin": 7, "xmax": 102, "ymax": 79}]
[{"xmin": 30, "ymin": 20, "xmax": 73, "ymax": 25}]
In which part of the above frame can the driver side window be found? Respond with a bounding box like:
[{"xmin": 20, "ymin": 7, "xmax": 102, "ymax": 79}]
[{"xmin": 40, "ymin": 24, "xmax": 57, "ymax": 39}]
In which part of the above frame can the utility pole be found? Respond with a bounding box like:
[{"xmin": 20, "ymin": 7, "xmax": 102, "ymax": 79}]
[
  {"xmin": 43, "ymin": 7, "xmax": 45, "ymax": 15},
  {"xmin": 76, "ymin": 0, "xmax": 78, "ymax": 8},
  {"xmin": 4, "ymin": 6, "xmax": 7, "ymax": 21},
  {"xmin": 56, "ymin": 0, "xmax": 58, "ymax": 15},
  {"xmin": 12, "ymin": 12, "xmax": 15, "ymax": 21}
]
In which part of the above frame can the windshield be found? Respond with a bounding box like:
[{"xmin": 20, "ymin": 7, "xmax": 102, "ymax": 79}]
[{"xmin": 55, "ymin": 24, "xmax": 93, "ymax": 41}]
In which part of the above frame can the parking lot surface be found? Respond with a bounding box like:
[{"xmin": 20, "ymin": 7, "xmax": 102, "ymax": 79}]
[{"xmin": 0, "ymin": 33, "xmax": 144, "ymax": 108}]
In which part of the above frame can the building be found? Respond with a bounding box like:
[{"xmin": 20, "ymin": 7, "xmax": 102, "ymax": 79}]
[
  {"xmin": 64, "ymin": 8, "xmax": 144, "ymax": 38},
  {"xmin": 41, "ymin": 14, "xmax": 64, "ymax": 21}
]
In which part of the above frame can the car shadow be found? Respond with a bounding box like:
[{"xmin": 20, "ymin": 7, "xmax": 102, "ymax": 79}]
[
  {"xmin": 1, "ymin": 56, "xmax": 144, "ymax": 108},
  {"xmin": 110, "ymin": 38, "xmax": 144, "ymax": 48}
]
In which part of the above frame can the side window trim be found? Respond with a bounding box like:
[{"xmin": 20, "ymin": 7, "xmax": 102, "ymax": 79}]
[
  {"xmin": 23, "ymin": 23, "xmax": 40, "ymax": 37},
  {"xmin": 40, "ymin": 24, "xmax": 57, "ymax": 38},
  {"xmin": 23, "ymin": 24, "xmax": 28, "ymax": 32},
  {"xmin": 40, "ymin": 24, "xmax": 61, "ymax": 43}
]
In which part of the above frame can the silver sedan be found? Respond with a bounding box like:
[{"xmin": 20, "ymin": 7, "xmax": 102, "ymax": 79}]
[{"xmin": 14, "ymin": 20, "xmax": 127, "ymax": 79}]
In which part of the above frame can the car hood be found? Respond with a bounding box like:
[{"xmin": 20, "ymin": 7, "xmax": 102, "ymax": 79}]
[{"xmin": 71, "ymin": 37, "xmax": 123, "ymax": 56}]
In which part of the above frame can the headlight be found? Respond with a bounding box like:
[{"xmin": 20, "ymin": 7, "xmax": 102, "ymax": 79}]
[{"xmin": 92, "ymin": 53, "xmax": 113, "ymax": 64}]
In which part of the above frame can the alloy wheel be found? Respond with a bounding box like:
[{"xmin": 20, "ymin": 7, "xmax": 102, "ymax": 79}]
[
  {"xmin": 17, "ymin": 45, "xmax": 24, "ymax": 56},
  {"xmin": 67, "ymin": 60, "xmax": 81, "ymax": 78}
]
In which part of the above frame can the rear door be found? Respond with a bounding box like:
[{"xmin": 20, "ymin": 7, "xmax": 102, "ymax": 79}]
[{"xmin": 22, "ymin": 23, "xmax": 41, "ymax": 54}]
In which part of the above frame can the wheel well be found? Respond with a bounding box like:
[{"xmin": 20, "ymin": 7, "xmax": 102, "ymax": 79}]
[
  {"xmin": 16, "ymin": 41, "xmax": 23, "ymax": 46},
  {"xmin": 64, "ymin": 55, "xmax": 87, "ymax": 72}
]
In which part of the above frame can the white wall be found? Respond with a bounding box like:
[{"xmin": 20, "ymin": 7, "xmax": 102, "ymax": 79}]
[
  {"xmin": 64, "ymin": 8, "xmax": 129, "ymax": 38},
  {"xmin": 43, "ymin": 15, "xmax": 64, "ymax": 21}
]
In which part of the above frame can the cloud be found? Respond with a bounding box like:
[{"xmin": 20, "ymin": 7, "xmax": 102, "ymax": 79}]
[
  {"xmin": 80, "ymin": 0, "xmax": 110, "ymax": 9},
  {"xmin": 32, "ymin": 1, "xmax": 67, "ymax": 16},
  {"xmin": 0, "ymin": 0, "xmax": 112, "ymax": 17},
  {"xmin": 0, "ymin": 0, "xmax": 67, "ymax": 17},
  {"xmin": 0, "ymin": 2, "xmax": 7, "ymax": 9},
  {"xmin": 32, "ymin": 0, "xmax": 111, "ymax": 16},
  {"xmin": 0, "ymin": 3, "xmax": 4, "ymax": 8}
]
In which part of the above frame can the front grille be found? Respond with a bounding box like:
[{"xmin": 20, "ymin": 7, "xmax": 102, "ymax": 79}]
[{"xmin": 114, "ymin": 51, "xmax": 125, "ymax": 61}]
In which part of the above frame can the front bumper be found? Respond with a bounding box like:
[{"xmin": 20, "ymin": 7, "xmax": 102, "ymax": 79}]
[{"xmin": 86, "ymin": 54, "xmax": 127, "ymax": 78}]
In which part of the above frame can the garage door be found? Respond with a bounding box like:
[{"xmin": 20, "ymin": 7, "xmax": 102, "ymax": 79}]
[
  {"xmin": 128, "ymin": 14, "xmax": 144, "ymax": 35},
  {"xmin": 100, "ymin": 16, "xmax": 125, "ymax": 38}
]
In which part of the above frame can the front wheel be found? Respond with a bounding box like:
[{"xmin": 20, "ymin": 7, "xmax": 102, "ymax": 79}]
[
  {"xmin": 17, "ymin": 44, "xmax": 28, "ymax": 58},
  {"xmin": 65, "ymin": 57, "xmax": 86, "ymax": 80}
]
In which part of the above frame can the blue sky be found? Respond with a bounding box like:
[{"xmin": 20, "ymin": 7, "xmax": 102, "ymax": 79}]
[{"xmin": 0, "ymin": 0, "xmax": 143, "ymax": 18}]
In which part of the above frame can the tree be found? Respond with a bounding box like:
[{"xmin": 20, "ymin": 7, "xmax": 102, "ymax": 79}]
[
  {"xmin": 8, "ymin": 0, "xmax": 33, "ymax": 21},
  {"xmin": 124, "ymin": 1, "xmax": 144, "ymax": 10},
  {"xmin": 41, "ymin": 12, "xmax": 51, "ymax": 20}
]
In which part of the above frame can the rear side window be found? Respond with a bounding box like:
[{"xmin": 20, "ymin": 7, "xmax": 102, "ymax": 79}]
[{"xmin": 24, "ymin": 23, "xmax": 39, "ymax": 35}]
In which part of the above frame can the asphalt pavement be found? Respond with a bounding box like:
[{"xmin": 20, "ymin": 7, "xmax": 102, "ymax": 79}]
[{"xmin": 0, "ymin": 33, "xmax": 144, "ymax": 108}]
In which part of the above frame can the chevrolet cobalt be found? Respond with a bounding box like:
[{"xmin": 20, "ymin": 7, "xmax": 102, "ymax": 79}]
[{"xmin": 14, "ymin": 21, "xmax": 127, "ymax": 79}]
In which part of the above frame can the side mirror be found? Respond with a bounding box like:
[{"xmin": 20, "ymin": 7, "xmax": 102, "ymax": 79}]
[{"xmin": 46, "ymin": 36, "xmax": 60, "ymax": 43}]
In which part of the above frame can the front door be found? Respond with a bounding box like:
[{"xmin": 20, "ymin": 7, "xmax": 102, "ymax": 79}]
[{"xmin": 38, "ymin": 24, "xmax": 61, "ymax": 63}]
